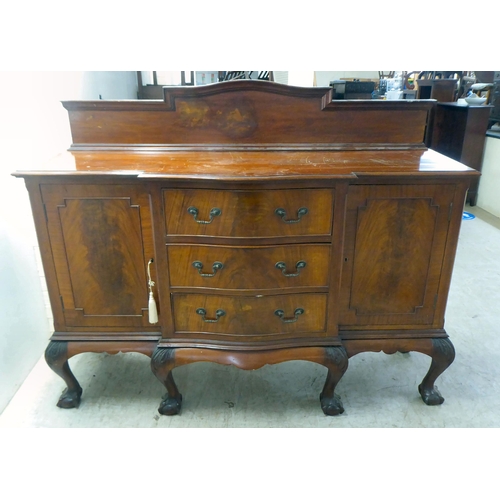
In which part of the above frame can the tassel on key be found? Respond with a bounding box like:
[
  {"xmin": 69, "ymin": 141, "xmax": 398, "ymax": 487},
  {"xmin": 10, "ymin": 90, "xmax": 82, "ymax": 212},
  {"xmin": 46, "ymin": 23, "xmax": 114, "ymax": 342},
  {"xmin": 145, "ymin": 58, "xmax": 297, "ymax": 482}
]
[
  {"xmin": 147, "ymin": 259, "xmax": 158, "ymax": 324},
  {"xmin": 148, "ymin": 290, "xmax": 159, "ymax": 324}
]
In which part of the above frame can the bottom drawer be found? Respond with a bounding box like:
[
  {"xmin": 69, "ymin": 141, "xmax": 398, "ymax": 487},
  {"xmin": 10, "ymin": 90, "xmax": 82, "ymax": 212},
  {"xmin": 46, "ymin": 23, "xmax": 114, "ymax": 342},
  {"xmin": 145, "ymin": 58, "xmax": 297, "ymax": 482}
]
[{"xmin": 172, "ymin": 293, "xmax": 328, "ymax": 338}]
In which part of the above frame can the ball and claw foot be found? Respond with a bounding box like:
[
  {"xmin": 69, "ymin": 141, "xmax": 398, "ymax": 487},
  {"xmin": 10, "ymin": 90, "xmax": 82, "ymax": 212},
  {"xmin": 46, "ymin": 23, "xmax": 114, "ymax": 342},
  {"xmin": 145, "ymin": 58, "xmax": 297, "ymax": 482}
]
[
  {"xmin": 417, "ymin": 337, "xmax": 454, "ymax": 406},
  {"xmin": 158, "ymin": 394, "xmax": 182, "ymax": 416},
  {"xmin": 57, "ymin": 387, "xmax": 83, "ymax": 409},
  {"xmin": 320, "ymin": 393, "xmax": 345, "ymax": 416},
  {"xmin": 418, "ymin": 384, "xmax": 445, "ymax": 406}
]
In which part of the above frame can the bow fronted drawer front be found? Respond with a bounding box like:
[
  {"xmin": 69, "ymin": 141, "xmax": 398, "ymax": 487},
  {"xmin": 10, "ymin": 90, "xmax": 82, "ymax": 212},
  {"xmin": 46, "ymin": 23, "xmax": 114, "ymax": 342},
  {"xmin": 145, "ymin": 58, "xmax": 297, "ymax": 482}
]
[
  {"xmin": 171, "ymin": 293, "xmax": 328, "ymax": 339},
  {"xmin": 167, "ymin": 244, "xmax": 330, "ymax": 290},
  {"xmin": 163, "ymin": 189, "xmax": 334, "ymax": 239}
]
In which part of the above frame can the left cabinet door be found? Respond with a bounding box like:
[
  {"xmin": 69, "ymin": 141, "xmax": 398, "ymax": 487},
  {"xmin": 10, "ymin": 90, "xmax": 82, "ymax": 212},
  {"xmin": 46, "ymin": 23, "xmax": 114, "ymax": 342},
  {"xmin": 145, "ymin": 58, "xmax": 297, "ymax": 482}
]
[{"xmin": 41, "ymin": 184, "xmax": 158, "ymax": 329}]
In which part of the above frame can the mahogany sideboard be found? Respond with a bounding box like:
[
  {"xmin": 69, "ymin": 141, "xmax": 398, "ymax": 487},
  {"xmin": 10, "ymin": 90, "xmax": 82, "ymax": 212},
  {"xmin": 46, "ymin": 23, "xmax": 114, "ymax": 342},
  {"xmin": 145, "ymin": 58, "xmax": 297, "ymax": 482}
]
[{"xmin": 14, "ymin": 81, "xmax": 478, "ymax": 416}]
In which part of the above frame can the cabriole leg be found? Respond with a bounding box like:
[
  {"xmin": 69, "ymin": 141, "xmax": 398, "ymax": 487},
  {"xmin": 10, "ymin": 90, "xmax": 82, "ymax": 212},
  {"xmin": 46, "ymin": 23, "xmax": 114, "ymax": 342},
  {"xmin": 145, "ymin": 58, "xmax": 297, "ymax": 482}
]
[
  {"xmin": 45, "ymin": 341, "xmax": 83, "ymax": 409},
  {"xmin": 320, "ymin": 346, "xmax": 348, "ymax": 416},
  {"xmin": 151, "ymin": 347, "xmax": 182, "ymax": 415},
  {"xmin": 418, "ymin": 338, "xmax": 455, "ymax": 406}
]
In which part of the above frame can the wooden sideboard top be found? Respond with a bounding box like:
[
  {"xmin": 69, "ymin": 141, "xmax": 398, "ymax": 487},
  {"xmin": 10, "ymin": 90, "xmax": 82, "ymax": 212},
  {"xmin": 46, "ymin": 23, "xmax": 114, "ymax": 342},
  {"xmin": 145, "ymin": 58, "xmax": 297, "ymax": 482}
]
[{"xmin": 13, "ymin": 148, "xmax": 479, "ymax": 180}]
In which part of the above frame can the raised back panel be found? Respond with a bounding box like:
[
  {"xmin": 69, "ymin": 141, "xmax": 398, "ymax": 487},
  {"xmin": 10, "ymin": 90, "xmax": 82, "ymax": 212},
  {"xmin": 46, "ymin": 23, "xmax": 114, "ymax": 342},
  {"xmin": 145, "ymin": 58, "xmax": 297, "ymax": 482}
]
[{"xmin": 62, "ymin": 80, "xmax": 435, "ymax": 151}]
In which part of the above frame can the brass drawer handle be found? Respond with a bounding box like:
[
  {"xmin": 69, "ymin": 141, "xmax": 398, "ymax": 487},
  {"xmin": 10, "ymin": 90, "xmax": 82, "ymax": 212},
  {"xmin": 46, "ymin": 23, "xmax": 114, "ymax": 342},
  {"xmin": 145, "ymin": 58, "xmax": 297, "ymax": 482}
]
[
  {"xmin": 275, "ymin": 207, "xmax": 308, "ymax": 223},
  {"xmin": 187, "ymin": 206, "xmax": 222, "ymax": 224},
  {"xmin": 196, "ymin": 308, "xmax": 226, "ymax": 323},
  {"xmin": 192, "ymin": 261, "xmax": 224, "ymax": 277},
  {"xmin": 274, "ymin": 308, "xmax": 305, "ymax": 323},
  {"xmin": 275, "ymin": 260, "xmax": 306, "ymax": 277}
]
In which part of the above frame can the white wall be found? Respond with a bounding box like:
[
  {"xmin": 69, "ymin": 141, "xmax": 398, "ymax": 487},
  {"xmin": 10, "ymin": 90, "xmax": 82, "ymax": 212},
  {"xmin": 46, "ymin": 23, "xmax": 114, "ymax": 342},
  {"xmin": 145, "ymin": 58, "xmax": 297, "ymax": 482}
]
[
  {"xmin": 288, "ymin": 71, "xmax": 315, "ymax": 87},
  {"xmin": 477, "ymin": 136, "xmax": 500, "ymax": 218},
  {"xmin": 0, "ymin": 71, "xmax": 138, "ymax": 413},
  {"xmin": 81, "ymin": 71, "xmax": 138, "ymax": 100}
]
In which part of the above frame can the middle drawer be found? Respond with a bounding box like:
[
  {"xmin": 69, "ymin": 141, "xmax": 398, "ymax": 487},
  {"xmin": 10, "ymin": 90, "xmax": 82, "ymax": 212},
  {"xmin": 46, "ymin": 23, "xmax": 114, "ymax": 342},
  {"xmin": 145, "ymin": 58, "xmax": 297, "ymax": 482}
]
[{"xmin": 167, "ymin": 244, "xmax": 330, "ymax": 289}]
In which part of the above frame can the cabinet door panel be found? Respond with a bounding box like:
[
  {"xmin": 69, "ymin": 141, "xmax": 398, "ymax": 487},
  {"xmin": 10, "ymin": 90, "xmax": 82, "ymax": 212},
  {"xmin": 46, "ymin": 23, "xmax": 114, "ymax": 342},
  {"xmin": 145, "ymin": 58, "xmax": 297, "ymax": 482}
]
[
  {"xmin": 339, "ymin": 184, "xmax": 455, "ymax": 328},
  {"xmin": 41, "ymin": 184, "xmax": 158, "ymax": 329}
]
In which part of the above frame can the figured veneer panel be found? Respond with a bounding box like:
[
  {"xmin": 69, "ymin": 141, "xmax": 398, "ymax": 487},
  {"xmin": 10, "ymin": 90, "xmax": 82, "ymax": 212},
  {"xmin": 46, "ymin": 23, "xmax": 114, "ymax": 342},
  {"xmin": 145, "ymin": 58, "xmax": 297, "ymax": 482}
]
[
  {"xmin": 172, "ymin": 293, "xmax": 328, "ymax": 337},
  {"xmin": 41, "ymin": 184, "xmax": 158, "ymax": 328},
  {"xmin": 351, "ymin": 197, "xmax": 436, "ymax": 314},
  {"xmin": 167, "ymin": 244, "xmax": 330, "ymax": 289},
  {"xmin": 59, "ymin": 198, "xmax": 145, "ymax": 315},
  {"xmin": 163, "ymin": 188, "xmax": 333, "ymax": 238},
  {"xmin": 339, "ymin": 184, "xmax": 456, "ymax": 328}
]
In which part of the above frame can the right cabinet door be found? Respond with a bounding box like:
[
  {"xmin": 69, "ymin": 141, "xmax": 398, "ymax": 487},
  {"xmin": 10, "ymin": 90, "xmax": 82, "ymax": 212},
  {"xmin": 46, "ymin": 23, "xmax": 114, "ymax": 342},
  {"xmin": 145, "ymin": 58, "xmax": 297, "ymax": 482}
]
[{"xmin": 339, "ymin": 184, "xmax": 456, "ymax": 329}]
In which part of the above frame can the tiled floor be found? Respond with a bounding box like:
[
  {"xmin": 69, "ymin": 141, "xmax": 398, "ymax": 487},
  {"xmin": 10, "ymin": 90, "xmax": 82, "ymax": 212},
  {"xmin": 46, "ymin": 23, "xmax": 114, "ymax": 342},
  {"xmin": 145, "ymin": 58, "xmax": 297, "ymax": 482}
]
[{"xmin": 1, "ymin": 206, "xmax": 499, "ymax": 428}]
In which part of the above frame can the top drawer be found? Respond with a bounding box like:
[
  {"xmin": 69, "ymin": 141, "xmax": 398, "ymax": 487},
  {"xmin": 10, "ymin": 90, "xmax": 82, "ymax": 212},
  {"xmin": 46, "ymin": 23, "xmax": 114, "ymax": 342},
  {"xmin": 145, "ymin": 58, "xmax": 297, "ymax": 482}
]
[{"xmin": 163, "ymin": 189, "xmax": 334, "ymax": 238}]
